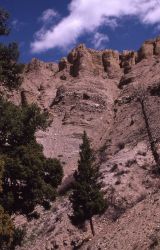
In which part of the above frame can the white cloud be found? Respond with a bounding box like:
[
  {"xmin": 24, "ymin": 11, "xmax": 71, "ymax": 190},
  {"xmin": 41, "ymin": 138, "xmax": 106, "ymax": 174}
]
[
  {"xmin": 39, "ymin": 8, "xmax": 58, "ymax": 23},
  {"xmin": 31, "ymin": 0, "xmax": 160, "ymax": 53},
  {"xmin": 93, "ymin": 32, "xmax": 109, "ymax": 49}
]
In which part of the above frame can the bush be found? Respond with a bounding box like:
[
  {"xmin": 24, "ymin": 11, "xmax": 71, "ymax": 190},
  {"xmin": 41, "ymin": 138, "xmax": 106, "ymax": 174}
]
[
  {"xmin": 11, "ymin": 227, "xmax": 26, "ymax": 249},
  {"xmin": 0, "ymin": 205, "xmax": 14, "ymax": 250}
]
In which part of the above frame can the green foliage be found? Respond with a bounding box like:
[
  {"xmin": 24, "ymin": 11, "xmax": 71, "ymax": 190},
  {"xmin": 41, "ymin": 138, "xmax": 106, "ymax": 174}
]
[
  {"xmin": 10, "ymin": 227, "xmax": 26, "ymax": 249},
  {"xmin": 0, "ymin": 98, "xmax": 63, "ymax": 215},
  {"xmin": 0, "ymin": 97, "xmax": 50, "ymax": 147},
  {"xmin": 0, "ymin": 160, "xmax": 14, "ymax": 250},
  {"xmin": 0, "ymin": 205, "xmax": 14, "ymax": 250},
  {"xmin": 0, "ymin": 158, "xmax": 4, "ymax": 193},
  {"xmin": 70, "ymin": 131, "xmax": 106, "ymax": 226},
  {"xmin": 0, "ymin": 206, "xmax": 25, "ymax": 250},
  {"xmin": 0, "ymin": 43, "xmax": 24, "ymax": 89},
  {"xmin": 0, "ymin": 8, "xmax": 9, "ymax": 35},
  {"xmin": 0, "ymin": 6, "xmax": 63, "ymax": 248},
  {"xmin": 0, "ymin": 7, "xmax": 23, "ymax": 89}
]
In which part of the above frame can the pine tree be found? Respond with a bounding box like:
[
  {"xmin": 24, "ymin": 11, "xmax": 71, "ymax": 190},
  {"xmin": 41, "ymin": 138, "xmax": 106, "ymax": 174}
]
[
  {"xmin": 0, "ymin": 8, "xmax": 17, "ymax": 248},
  {"xmin": 0, "ymin": 98, "xmax": 63, "ymax": 215},
  {"xmin": 0, "ymin": 6, "xmax": 63, "ymax": 248},
  {"xmin": 70, "ymin": 131, "xmax": 106, "ymax": 236},
  {"xmin": 0, "ymin": 159, "xmax": 14, "ymax": 249},
  {"xmin": 0, "ymin": 7, "xmax": 24, "ymax": 90},
  {"xmin": 0, "ymin": 8, "xmax": 9, "ymax": 35}
]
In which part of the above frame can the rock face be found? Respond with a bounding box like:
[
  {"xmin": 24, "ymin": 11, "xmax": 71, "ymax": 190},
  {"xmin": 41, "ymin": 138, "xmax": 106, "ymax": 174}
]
[
  {"xmin": 154, "ymin": 37, "xmax": 160, "ymax": 55},
  {"xmin": 138, "ymin": 40, "xmax": 154, "ymax": 60},
  {"xmin": 137, "ymin": 37, "xmax": 160, "ymax": 61},
  {"xmin": 8, "ymin": 36, "xmax": 160, "ymax": 250},
  {"xmin": 59, "ymin": 44, "xmax": 137, "ymax": 79}
]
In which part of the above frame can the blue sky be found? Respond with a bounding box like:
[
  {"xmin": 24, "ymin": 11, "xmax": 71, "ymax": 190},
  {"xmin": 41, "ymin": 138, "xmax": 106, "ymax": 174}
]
[{"xmin": 1, "ymin": 0, "xmax": 160, "ymax": 63}]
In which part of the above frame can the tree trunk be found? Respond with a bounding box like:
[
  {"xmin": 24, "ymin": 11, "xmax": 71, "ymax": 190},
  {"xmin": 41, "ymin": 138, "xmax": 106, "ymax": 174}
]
[
  {"xmin": 140, "ymin": 98, "xmax": 160, "ymax": 168},
  {"xmin": 89, "ymin": 217, "xmax": 95, "ymax": 236}
]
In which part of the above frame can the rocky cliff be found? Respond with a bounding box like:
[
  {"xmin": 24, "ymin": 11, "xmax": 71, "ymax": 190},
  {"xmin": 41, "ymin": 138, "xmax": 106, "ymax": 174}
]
[{"xmin": 9, "ymin": 37, "xmax": 160, "ymax": 250}]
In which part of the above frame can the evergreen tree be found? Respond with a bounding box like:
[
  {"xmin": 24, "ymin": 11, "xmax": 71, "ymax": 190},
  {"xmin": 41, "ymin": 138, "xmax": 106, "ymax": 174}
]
[
  {"xmin": 0, "ymin": 8, "xmax": 9, "ymax": 35},
  {"xmin": 70, "ymin": 131, "xmax": 106, "ymax": 236},
  {"xmin": 0, "ymin": 6, "xmax": 63, "ymax": 248},
  {"xmin": 0, "ymin": 8, "xmax": 17, "ymax": 248},
  {"xmin": 0, "ymin": 7, "xmax": 24, "ymax": 89},
  {"xmin": 0, "ymin": 98, "xmax": 63, "ymax": 215},
  {"xmin": 0, "ymin": 159, "xmax": 14, "ymax": 249},
  {"xmin": 0, "ymin": 3, "xmax": 63, "ymax": 222}
]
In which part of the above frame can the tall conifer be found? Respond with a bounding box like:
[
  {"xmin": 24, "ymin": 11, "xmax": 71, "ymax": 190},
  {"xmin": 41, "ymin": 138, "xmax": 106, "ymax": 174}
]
[{"xmin": 70, "ymin": 131, "xmax": 106, "ymax": 236}]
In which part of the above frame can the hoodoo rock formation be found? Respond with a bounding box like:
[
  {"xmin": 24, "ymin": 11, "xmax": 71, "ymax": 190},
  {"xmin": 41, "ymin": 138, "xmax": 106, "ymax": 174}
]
[{"xmin": 10, "ymin": 37, "xmax": 160, "ymax": 250}]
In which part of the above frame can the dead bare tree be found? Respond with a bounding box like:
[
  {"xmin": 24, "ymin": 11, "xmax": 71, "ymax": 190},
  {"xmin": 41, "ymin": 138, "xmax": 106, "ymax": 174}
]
[{"xmin": 136, "ymin": 85, "xmax": 160, "ymax": 169}]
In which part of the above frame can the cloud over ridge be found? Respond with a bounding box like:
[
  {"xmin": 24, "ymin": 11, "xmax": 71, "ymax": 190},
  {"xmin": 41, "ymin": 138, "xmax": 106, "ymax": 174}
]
[{"xmin": 31, "ymin": 0, "xmax": 160, "ymax": 53}]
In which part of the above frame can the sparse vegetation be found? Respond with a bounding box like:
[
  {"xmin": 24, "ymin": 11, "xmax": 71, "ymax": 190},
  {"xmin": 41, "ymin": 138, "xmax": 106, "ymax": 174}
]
[
  {"xmin": 149, "ymin": 233, "xmax": 159, "ymax": 249},
  {"xmin": 117, "ymin": 142, "xmax": 125, "ymax": 151},
  {"xmin": 110, "ymin": 164, "xmax": 118, "ymax": 172},
  {"xmin": 125, "ymin": 158, "xmax": 137, "ymax": 168},
  {"xmin": 10, "ymin": 227, "xmax": 26, "ymax": 249}
]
